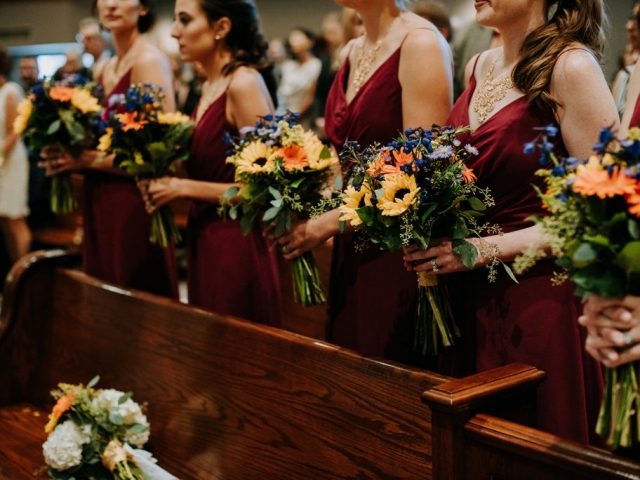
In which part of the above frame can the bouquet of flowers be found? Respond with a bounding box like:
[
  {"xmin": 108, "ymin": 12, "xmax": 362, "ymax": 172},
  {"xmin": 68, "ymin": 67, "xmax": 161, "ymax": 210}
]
[
  {"xmin": 13, "ymin": 75, "xmax": 103, "ymax": 213},
  {"xmin": 222, "ymin": 113, "xmax": 339, "ymax": 306},
  {"xmin": 97, "ymin": 83, "xmax": 195, "ymax": 247},
  {"xmin": 42, "ymin": 376, "xmax": 177, "ymax": 479},
  {"xmin": 514, "ymin": 126, "xmax": 640, "ymax": 448},
  {"xmin": 339, "ymin": 126, "xmax": 506, "ymax": 354}
]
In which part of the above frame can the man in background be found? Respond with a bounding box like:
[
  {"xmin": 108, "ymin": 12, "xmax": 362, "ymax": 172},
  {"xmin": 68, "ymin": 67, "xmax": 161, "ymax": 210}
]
[
  {"xmin": 76, "ymin": 17, "xmax": 111, "ymax": 77},
  {"xmin": 19, "ymin": 56, "xmax": 39, "ymax": 91}
]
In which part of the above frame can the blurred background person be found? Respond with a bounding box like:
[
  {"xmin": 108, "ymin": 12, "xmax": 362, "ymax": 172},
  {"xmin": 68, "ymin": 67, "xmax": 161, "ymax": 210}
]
[
  {"xmin": 412, "ymin": 0, "xmax": 452, "ymax": 43},
  {"xmin": 276, "ymin": 27, "xmax": 321, "ymax": 129},
  {"xmin": 0, "ymin": 45, "xmax": 31, "ymax": 264},
  {"xmin": 342, "ymin": 7, "xmax": 364, "ymax": 40},
  {"xmin": 314, "ymin": 11, "xmax": 345, "ymax": 139},
  {"xmin": 18, "ymin": 56, "xmax": 39, "ymax": 91},
  {"xmin": 267, "ymin": 37, "xmax": 286, "ymax": 86},
  {"xmin": 171, "ymin": 54, "xmax": 204, "ymax": 116},
  {"xmin": 451, "ymin": 21, "xmax": 502, "ymax": 100},
  {"xmin": 53, "ymin": 49, "xmax": 90, "ymax": 81},
  {"xmin": 612, "ymin": 1, "xmax": 640, "ymax": 119},
  {"xmin": 76, "ymin": 16, "xmax": 112, "ymax": 77}
]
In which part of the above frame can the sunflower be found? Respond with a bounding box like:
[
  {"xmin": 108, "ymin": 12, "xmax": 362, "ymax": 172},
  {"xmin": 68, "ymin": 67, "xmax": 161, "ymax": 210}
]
[
  {"xmin": 573, "ymin": 166, "xmax": 637, "ymax": 199},
  {"xmin": 234, "ymin": 140, "xmax": 275, "ymax": 174},
  {"xmin": 377, "ymin": 174, "xmax": 420, "ymax": 216},
  {"xmin": 71, "ymin": 89, "xmax": 101, "ymax": 114},
  {"xmin": 303, "ymin": 131, "xmax": 337, "ymax": 170},
  {"xmin": 157, "ymin": 111, "xmax": 191, "ymax": 125},
  {"xmin": 339, "ymin": 183, "xmax": 373, "ymax": 226},
  {"xmin": 276, "ymin": 144, "xmax": 309, "ymax": 171},
  {"xmin": 13, "ymin": 97, "xmax": 33, "ymax": 134},
  {"xmin": 576, "ymin": 155, "xmax": 605, "ymax": 174},
  {"xmin": 97, "ymin": 128, "xmax": 113, "ymax": 152},
  {"xmin": 115, "ymin": 112, "xmax": 149, "ymax": 132}
]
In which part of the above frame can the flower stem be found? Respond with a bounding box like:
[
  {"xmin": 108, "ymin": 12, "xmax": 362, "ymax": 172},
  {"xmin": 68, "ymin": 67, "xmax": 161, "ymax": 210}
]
[{"xmin": 291, "ymin": 251, "xmax": 325, "ymax": 307}]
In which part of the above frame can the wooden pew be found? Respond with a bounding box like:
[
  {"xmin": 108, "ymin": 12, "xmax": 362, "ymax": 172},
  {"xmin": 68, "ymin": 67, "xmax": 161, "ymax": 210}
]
[{"xmin": 0, "ymin": 250, "xmax": 545, "ymax": 479}]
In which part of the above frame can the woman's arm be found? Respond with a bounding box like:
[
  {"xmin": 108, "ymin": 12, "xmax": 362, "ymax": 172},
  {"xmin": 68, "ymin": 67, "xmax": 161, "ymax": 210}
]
[
  {"xmin": 2, "ymin": 87, "xmax": 21, "ymax": 161},
  {"xmin": 620, "ymin": 57, "xmax": 640, "ymax": 135}
]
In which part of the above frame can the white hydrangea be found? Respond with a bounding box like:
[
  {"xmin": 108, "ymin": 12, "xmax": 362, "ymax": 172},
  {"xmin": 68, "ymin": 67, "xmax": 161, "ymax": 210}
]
[
  {"xmin": 125, "ymin": 427, "xmax": 150, "ymax": 449},
  {"xmin": 91, "ymin": 388, "xmax": 125, "ymax": 412},
  {"xmin": 42, "ymin": 420, "xmax": 92, "ymax": 470}
]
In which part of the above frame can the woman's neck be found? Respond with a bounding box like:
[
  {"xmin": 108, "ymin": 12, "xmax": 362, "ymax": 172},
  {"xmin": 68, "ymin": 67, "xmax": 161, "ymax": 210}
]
[
  {"xmin": 358, "ymin": 2, "xmax": 402, "ymax": 43},
  {"xmin": 495, "ymin": 9, "xmax": 547, "ymax": 66},
  {"xmin": 200, "ymin": 48, "xmax": 234, "ymax": 84},
  {"xmin": 112, "ymin": 29, "xmax": 142, "ymax": 58}
]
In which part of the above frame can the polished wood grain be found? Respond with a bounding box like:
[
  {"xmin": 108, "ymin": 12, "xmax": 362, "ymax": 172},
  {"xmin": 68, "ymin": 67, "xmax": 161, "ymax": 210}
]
[{"xmin": 463, "ymin": 414, "xmax": 640, "ymax": 479}]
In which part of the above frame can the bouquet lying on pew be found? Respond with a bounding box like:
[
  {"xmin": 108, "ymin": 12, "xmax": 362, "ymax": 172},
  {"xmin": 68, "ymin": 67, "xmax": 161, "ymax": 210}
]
[
  {"xmin": 221, "ymin": 112, "xmax": 339, "ymax": 306},
  {"xmin": 13, "ymin": 75, "xmax": 103, "ymax": 213},
  {"xmin": 339, "ymin": 126, "xmax": 509, "ymax": 355},
  {"xmin": 42, "ymin": 376, "xmax": 177, "ymax": 480},
  {"xmin": 97, "ymin": 83, "xmax": 195, "ymax": 247},
  {"xmin": 514, "ymin": 126, "xmax": 640, "ymax": 449}
]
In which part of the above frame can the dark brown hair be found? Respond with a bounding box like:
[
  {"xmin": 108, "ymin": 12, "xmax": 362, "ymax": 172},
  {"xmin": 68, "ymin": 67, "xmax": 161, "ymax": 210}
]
[
  {"xmin": 513, "ymin": 0, "xmax": 605, "ymax": 112},
  {"xmin": 0, "ymin": 45, "xmax": 12, "ymax": 78},
  {"xmin": 92, "ymin": 0, "xmax": 156, "ymax": 34},
  {"xmin": 199, "ymin": 0, "xmax": 277, "ymax": 105}
]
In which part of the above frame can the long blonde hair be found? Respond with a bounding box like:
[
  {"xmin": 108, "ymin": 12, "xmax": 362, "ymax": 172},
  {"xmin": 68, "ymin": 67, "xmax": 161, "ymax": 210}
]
[{"xmin": 513, "ymin": 0, "xmax": 605, "ymax": 112}]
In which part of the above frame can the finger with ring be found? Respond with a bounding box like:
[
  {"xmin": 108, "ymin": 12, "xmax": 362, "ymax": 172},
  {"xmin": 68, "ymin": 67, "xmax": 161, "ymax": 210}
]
[
  {"xmin": 624, "ymin": 330, "xmax": 634, "ymax": 346},
  {"xmin": 283, "ymin": 243, "xmax": 292, "ymax": 254},
  {"xmin": 431, "ymin": 258, "xmax": 440, "ymax": 272}
]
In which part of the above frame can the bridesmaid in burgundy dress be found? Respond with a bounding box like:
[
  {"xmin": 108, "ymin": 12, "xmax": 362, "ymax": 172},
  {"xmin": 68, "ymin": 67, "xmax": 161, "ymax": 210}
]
[
  {"xmin": 273, "ymin": 0, "xmax": 452, "ymax": 364},
  {"xmin": 142, "ymin": 0, "xmax": 281, "ymax": 326},
  {"xmin": 40, "ymin": 0, "xmax": 178, "ymax": 298},
  {"xmin": 403, "ymin": 0, "xmax": 617, "ymax": 444}
]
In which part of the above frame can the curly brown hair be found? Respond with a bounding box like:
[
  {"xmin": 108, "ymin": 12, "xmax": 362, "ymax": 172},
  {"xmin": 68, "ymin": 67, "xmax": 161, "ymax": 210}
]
[{"xmin": 513, "ymin": 0, "xmax": 605, "ymax": 112}]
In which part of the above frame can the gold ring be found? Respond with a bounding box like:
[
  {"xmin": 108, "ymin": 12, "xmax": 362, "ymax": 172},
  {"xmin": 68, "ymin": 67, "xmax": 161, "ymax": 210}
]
[
  {"xmin": 283, "ymin": 243, "xmax": 291, "ymax": 254},
  {"xmin": 624, "ymin": 330, "xmax": 634, "ymax": 347},
  {"xmin": 431, "ymin": 258, "xmax": 439, "ymax": 272}
]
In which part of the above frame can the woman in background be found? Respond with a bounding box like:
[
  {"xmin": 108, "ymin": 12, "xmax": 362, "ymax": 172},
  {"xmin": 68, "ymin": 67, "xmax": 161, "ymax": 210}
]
[
  {"xmin": 41, "ymin": 0, "xmax": 178, "ymax": 298},
  {"xmin": 274, "ymin": 0, "xmax": 452, "ymax": 366},
  {"xmin": 0, "ymin": 45, "xmax": 30, "ymax": 263},
  {"xmin": 403, "ymin": 0, "xmax": 617, "ymax": 445},
  {"xmin": 141, "ymin": 0, "xmax": 281, "ymax": 325}
]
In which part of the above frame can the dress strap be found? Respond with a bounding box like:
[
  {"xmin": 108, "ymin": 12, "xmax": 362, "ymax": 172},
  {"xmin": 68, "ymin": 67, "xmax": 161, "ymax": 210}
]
[{"xmin": 471, "ymin": 53, "xmax": 483, "ymax": 78}]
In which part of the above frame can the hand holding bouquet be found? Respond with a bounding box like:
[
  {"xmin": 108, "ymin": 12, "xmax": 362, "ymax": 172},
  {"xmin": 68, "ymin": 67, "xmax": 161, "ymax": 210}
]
[
  {"xmin": 14, "ymin": 75, "xmax": 103, "ymax": 213},
  {"xmin": 514, "ymin": 126, "xmax": 640, "ymax": 448},
  {"xmin": 340, "ymin": 126, "xmax": 505, "ymax": 354},
  {"xmin": 222, "ymin": 113, "xmax": 339, "ymax": 306},
  {"xmin": 43, "ymin": 376, "xmax": 177, "ymax": 480},
  {"xmin": 97, "ymin": 83, "xmax": 195, "ymax": 247}
]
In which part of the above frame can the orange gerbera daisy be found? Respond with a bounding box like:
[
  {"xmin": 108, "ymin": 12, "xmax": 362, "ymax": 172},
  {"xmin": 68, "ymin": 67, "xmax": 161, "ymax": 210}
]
[
  {"xmin": 115, "ymin": 112, "xmax": 149, "ymax": 132},
  {"xmin": 366, "ymin": 149, "xmax": 390, "ymax": 176},
  {"xmin": 392, "ymin": 149, "xmax": 413, "ymax": 167},
  {"xmin": 573, "ymin": 167, "xmax": 637, "ymax": 199},
  {"xmin": 278, "ymin": 145, "xmax": 309, "ymax": 171},
  {"xmin": 44, "ymin": 392, "xmax": 76, "ymax": 433},
  {"xmin": 627, "ymin": 191, "xmax": 640, "ymax": 217},
  {"xmin": 49, "ymin": 86, "xmax": 76, "ymax": 102}
]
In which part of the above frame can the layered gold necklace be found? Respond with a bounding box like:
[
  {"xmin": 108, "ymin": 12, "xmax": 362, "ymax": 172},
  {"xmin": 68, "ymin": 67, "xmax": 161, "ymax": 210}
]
[
  {"xmin": 352, "ymin": 13, "xmax": 402, "ymax": 94},
  {"xmin": 473, "ymin": 53, "xmax": 514, "ymax": 124}
]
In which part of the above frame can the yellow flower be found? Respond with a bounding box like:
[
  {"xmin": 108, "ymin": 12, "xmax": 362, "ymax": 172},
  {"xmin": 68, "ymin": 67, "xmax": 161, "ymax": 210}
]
[
  {"xmin": 97, "ymin": 128, "xmax": 113, "ymax": 152},
  {"xmin": 71, "ymin": 89, "xmax": 101, "ymax": 114},
  {"xmin": 157, "ymin": 111, "xmax": 191, "ymax": 125},
  {"xmin": 13, "ymin": 97, "xmax": 33, "ymax": 134},
  {"xmin": 339, "ymin": 184, "xmax": 372, "ymax": 226},
  {"xmin": 377, "ymin": 174, "xmax": 420, "ymax": 216},
  {"xmin": 576, "ymin": 155, "xmax": 604, "ymax": 174},
  {"xmin": 233, "ymin": 141, "xmax": 275, "ymax": 174},
  {"xmin": 628, "ymin": 127, "xmax": 640, "ymax": 141},
  {"xmin": 134, "ymin": 151, "xmax": 145, "ymax": 166}
]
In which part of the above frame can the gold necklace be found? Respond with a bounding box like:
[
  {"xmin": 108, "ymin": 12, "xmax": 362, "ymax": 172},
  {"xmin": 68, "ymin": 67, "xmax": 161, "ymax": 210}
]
[
  {"xmin": 473, "ymin": 53, "xmax": 514, "ymax": 124},
  {"xmin": 352, "ymin": 13, "xmax": 402, "ymax": 93}
]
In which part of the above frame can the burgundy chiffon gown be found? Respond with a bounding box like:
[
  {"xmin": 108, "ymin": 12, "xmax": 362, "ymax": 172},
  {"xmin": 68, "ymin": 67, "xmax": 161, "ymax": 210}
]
[
  {"xmin": 444, "ymin": 55, "xmax": 604, "ymax": 445},
  {"xmin": 324, "ymin": 41, "xmax": 431, "ymax": 367},
  {"xmin": 629, "ymin": 94, "xmax": 640, "ymax": 128},
  {"xmin": 83, "ymin": 70, "xmax": 178, "ymax": 297},
  {"xmin": 186, "ymin": 93, "xmax": 281, "ymax": 326}
]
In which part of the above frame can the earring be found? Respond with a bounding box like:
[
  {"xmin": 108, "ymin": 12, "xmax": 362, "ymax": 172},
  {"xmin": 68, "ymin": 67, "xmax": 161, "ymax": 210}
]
[{"xmin": 215, "ymin": 35, "xmax": 221, "ymax": 40}]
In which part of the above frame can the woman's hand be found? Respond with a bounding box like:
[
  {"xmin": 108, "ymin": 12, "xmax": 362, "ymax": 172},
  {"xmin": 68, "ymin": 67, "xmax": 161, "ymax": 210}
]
[
  {"xmin": 38, "ymin": 146, "xmax": 106, "ymax": 176},
  {"xmin": 403, "ymin": 237, "xmax": 482, "ymax": 274},
  {"xmin": 580, "ymin": 294, "xmax": 640, "ymax": 368},
  {"xmin": 140, "ymin": 177, "xmax": 184, "ymax": 213},
  {"xmin": 269, "ymin": 209, "xmax": 341, "ymax": 260}
]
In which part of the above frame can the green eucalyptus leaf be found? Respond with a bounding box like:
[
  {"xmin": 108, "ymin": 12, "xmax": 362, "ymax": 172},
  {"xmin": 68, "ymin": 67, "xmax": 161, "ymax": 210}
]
[
  {"xmin": 571, "ymin": 242, "xmax": 597, "ymax": 268},
  {"xmin": 86, "ymin": 376, "xmax": 100, "ymax": 388},
  {"xmin": 262, "ymin": 205, "xmax": 280, "ymax": 222},
  {"xmin": 268, "ymin": 186, "xmax": 281, "ymax": 199},
  {"xmin": 47, "ymin": 119, "xmax": 61, "ymax": 135},
  {"xmin": 467, "ymin": 196, "xmax": 486, "ymax": 211},
  {"xmin": 452, "ymin": 238, "xmax": 478, "ymax": 269},
  {"xmin": 629, "ymin": 219, "xmax": 640, "ymax": 240},
  {"xmin": 355, "ymin": 205, "xmax": 377, "ymax": 227},
  {"xmin": 452, "ymin": 216, "xmax": 469, "ymax": 240},
  {"xmin": 616, "ymin": 241, "xmax": 640, "ymax": 273}
]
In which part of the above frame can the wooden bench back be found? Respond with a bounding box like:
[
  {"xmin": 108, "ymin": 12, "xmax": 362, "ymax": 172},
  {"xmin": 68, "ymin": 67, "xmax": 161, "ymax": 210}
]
[{"xmin": 0, "ymin": 252, "xmax": 447, "ymax": 478}]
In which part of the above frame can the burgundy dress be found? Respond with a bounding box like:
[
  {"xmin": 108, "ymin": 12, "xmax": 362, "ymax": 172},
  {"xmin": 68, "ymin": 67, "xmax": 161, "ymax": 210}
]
[
  {"xmin": 444, "ymin": 56, "xmax": 604, "ymax": 444},
  {"xmin": 186, "ymin": 93, "xmax": 281, "ymax": 326},
  {"xmin": 83, "ymin": 70, "xmax": 179, "ymax": 297},
  {"xmin": 324, "ymin": 44, "xmax": 428, "ymax": 367},
  {"xmin": 629, "ymin": 94, "xmax": 640, "ymax": 128}
]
